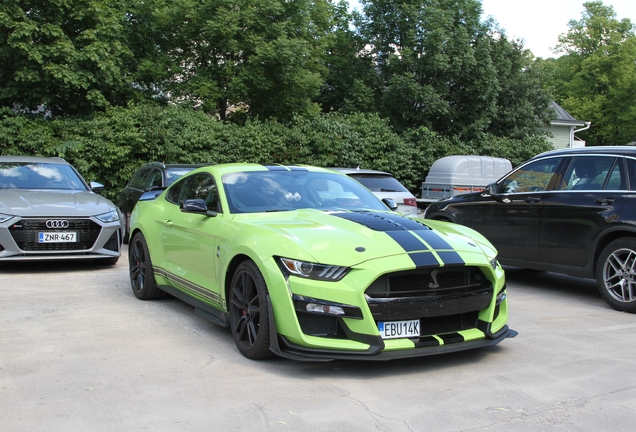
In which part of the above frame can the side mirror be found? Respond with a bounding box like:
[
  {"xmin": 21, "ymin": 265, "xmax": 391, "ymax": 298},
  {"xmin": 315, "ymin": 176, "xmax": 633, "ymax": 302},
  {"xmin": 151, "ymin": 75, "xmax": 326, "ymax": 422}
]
[
  {"xmin": 181, "ymin": 199, "xmax": 217, "ymax": 217},
  {"xmin": 483, "ymin": 182, "xmax": 498, "ymax": 196},
  {"xmin": 90, "ymin": 181, "xmax": 104, "ymax": 192},
  {"xmin": 382, "ymin": 198, "xmax": 399, "ymax": 211}
]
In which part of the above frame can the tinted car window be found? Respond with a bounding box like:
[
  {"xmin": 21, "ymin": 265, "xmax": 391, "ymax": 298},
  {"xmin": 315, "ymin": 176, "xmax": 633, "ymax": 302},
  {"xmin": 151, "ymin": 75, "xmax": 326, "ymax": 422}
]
[
  {"xmin": 560, "ymin": 156, "xmax": 616, "ymax": 191},
  {"xmin": 147, "ymin": 168, "xmax": 163, "ymax": 189},
  {"xmin": 166, "ymin": 177, "xmax": 187, "ymax": 204},
  {"xmin": 348, "ymin": 174, "xmax": 409, "ymax": 193},
  {"xmin": 501, "ymin": 158, "xmax": 563, "ymax": 193},
  {"xmin": 129, "ymin": 168, "xmax": 150, "ymax": 190},
  {"xmin": 179, "ymin": 173, "xmax": 219, "ymax": 211}
]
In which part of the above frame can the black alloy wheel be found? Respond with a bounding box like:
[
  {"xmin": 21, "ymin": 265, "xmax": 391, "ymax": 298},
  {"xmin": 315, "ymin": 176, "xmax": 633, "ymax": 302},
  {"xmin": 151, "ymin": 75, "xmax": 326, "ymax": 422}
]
[
  {"xmin": 229, "ymin": 260, "xmax": 273, "ymax": 359},
  {"xmin": 129, "ymin": 232, "xmax": 166, "ymax": 300}
]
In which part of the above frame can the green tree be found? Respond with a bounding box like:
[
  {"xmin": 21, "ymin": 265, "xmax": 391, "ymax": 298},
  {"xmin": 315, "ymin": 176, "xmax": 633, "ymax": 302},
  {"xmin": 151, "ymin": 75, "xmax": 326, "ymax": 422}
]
[
  {"xmin": 315, "ymin": 1, "xmax": 379, "ymax": 114},
  {"xmin": 129, "ymin": 0, "xmax": 332, "ymax": 122},
  {"xmin": 0, "ymin": 0, "xmax": 133, "ymax": 116},
  {"xmin": 551, "ymin": 1, "xmax": 636, "ymax": 146},
  {"xmin": 358, "ymin": 0, "xmax": 499, "ymax": 136}
]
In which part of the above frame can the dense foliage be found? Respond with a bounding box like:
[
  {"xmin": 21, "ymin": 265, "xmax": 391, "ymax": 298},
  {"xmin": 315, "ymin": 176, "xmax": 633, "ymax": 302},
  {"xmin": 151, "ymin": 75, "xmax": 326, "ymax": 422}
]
[
  {"xmin": 547, "ymin": 1, "xmax": 636, "ymax": 146},
  {"xmin": 0, "ymin": 105, "xmax": 551, "ymax": 200},
  {"xmin": 3, "ymin": 0, "xmax": 593, "ymax": 197}
]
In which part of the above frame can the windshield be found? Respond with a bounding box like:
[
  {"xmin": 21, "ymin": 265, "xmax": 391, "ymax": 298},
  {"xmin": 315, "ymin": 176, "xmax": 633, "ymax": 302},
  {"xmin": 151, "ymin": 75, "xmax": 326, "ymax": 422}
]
[
  {"xmin": 223, "ymin": 170, "xmax": 389, "ymax": 214},
  {"xmin": 0, "ymin": 162, "xmax": 87, "ymax": 190}
]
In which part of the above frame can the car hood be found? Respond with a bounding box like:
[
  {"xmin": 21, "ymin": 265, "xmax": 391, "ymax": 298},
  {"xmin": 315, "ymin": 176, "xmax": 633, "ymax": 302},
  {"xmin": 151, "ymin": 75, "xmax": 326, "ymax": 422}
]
[
  {"xmin": 0, "ymin": 189, "xmax": 117, "ymax": 217},
  {"xmin": 235, "ymin": 209, "xmax": 495, "ymax": 267}
]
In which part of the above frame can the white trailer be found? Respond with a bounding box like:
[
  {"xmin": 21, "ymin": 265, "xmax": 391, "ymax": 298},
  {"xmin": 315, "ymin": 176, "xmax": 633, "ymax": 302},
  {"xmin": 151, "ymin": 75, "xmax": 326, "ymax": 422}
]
[{"xmin": 419, "ymin": 155, "xmax": 512, "ymax": 203}]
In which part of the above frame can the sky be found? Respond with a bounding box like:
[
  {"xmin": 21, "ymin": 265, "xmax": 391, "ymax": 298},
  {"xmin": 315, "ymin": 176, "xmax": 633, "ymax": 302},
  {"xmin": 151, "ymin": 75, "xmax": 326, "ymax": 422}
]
[{"xmin": 347, "ymin": 1, "xmax": 636, "ymax": 58}]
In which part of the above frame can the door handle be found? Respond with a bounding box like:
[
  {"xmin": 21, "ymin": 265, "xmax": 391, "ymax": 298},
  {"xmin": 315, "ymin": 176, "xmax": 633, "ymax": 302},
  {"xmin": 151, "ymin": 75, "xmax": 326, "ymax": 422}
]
[
  {"xmin": 524, "ymin": 197, "xmax": 541, "ymax": 203},
  {"xmin": 595, "ymin": 198, "xmax": 615, "ymax": 205},
  {"xmin": 161, "ymin": 219, "xmax": 173, "ymax": 226}
]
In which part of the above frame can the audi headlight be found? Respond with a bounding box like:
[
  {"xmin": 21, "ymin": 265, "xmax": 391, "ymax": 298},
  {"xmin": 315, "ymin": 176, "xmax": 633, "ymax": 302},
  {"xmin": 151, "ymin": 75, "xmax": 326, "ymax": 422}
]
[
  {"xmin": 278, "ymin": 257, "xmax": 350, "ymax": 281},
  {"xmin": 0, "ymin": 213, "xmax": 14, "ymax": 223},
  {"xmin": 96, "ymin": 210, "xmax": 120, "ymax": 223}
]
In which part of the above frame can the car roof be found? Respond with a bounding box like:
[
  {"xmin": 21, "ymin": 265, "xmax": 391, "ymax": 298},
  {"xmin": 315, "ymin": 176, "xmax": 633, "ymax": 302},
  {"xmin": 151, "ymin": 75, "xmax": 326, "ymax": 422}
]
[
  {"xmin": 534, "ymin": 146, "xmax": 636, "ymax": 159},
  {"xmin": 0, "ymin": 155, "xmax": 70, "ymax": 165},
  {"xmin": 329, "ymin": 167, "xmax": 393, "ymax": 176},
  {"xmin": 141, "ymin": 162, "xmax": 214, "ymax": 169}
]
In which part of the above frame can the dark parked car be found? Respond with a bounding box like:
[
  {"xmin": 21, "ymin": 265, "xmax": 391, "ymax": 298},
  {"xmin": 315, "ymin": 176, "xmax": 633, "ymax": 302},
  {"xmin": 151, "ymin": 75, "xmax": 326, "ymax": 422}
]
[
  {"xmin": 0, "ymin": 156, "xmax": 122, "ymax": 264},
  {"xmin": 424, "ymin": 146, "xmax": 636, "ymax": 313},
  {"xmin": 118, "ymin": 162, "xmax": 211, "ymax": 241}
]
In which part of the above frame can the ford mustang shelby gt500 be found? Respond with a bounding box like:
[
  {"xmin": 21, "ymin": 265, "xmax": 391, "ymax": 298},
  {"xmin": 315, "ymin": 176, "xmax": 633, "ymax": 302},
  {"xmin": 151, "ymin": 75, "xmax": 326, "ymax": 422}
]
[{"xmin": 129, "ymin": 164, "xmax": 516, "ymax": 361}]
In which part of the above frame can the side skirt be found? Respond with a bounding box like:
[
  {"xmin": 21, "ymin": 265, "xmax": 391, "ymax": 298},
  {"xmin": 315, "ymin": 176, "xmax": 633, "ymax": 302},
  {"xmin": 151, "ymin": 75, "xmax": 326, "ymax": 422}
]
[{"xmin": 157, "ymin": 284, "xmax": 229, "ymax": 328}]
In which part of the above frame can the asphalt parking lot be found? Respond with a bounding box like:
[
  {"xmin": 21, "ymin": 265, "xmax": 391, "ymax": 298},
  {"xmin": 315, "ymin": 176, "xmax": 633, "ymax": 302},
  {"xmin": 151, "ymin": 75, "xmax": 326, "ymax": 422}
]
[{"xmin": 1, "ymin": 247, "xmax": 636, "ymax": 432}]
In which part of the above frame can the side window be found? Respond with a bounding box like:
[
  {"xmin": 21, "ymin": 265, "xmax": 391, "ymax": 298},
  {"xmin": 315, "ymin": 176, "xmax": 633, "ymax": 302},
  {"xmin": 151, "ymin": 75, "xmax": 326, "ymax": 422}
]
[
  {"xmin": 166, "ymin": 177, "xmax": 187, "ymax": 204},
  {"xmin": 560, "ymin": 156, "xmax": 616, "ymax": 191},
  {"xmin": 500, "ymin": 158, "xmax": 562, "ymax": 193},
  {"xmin": 626, "ymin": 158, "xmax": 636, "ymax": 190},
  {"xmin": 129, "ymin": 168, "xmax": 149, "ymax": 189},
  {"xmin": 605, "ymin": 159, "xmax": 626, "ymax": 190},
  {"xmin": 146, "ymin": 169, "xmax": 163, "ymax": 190},
  {"xmin": 178, "ymin": 173, "xmax": 220, "ymax": 211}
]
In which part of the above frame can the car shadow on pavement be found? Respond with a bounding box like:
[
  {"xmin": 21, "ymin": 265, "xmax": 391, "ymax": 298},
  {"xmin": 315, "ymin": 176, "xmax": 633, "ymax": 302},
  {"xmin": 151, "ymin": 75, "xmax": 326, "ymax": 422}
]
[{"xmin": 0, "ymin": 259, "xmax": 120, "ymax": 273}]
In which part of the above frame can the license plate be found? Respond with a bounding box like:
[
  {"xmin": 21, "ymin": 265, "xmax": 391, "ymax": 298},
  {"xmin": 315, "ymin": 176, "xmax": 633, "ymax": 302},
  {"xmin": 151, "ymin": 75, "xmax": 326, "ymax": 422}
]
[
  {"xmin": 38, "ymin": 232, "xmax": 77, "ymax": 243},
  {"xmin": 378, "ymin": 319, "xmax": 420, "ymax": 339}
]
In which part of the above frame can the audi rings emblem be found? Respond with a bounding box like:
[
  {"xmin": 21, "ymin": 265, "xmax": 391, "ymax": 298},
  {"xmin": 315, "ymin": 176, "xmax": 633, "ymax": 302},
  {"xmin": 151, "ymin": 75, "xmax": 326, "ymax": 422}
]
[{"xmin": 46, "ymin": 219, "xmax": 70, "ymax": 229}]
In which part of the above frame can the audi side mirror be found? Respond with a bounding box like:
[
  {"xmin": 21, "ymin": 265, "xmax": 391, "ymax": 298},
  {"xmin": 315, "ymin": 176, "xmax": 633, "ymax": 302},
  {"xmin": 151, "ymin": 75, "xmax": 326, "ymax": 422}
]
[
  {"xmin": 90, "ymin": 181, "xmax": 104, "ymax": 192},
  {"xmin": 382, "ymin": 198, "xmax": 399, "ymax": 211}
]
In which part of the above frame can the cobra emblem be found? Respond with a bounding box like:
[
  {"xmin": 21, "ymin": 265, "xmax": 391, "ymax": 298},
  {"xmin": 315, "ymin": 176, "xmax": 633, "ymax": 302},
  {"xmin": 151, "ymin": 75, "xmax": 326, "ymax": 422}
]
[{"xmin": 46, "ymin": 219, "xmax": 70, "ymax": 229}]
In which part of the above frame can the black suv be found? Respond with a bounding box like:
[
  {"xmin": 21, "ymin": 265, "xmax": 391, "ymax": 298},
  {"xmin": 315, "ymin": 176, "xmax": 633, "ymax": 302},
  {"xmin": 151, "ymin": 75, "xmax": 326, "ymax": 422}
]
[
  {"xmin": 119, "ymin": 162, "xmax": 211, "ymax": 242},
  {"xmin": 424, "ymin": 146, "xmax": 636, "ymax": 313}
]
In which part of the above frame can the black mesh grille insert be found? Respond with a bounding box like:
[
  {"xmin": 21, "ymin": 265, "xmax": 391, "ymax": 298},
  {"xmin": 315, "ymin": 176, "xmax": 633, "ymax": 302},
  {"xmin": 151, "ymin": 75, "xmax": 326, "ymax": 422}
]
[
  {"xmin": 366, "ymin": 267, "xmax": 488, "ymax": 298},
  {"xmin": 9, "ymin": 218, "xmax": 101, "ymax": 251},
  {"xmin": 296, "ymin": 312, "xmax": 348, "ymax": 339},
  {"xmin": 104, "ymin": 230, "xmax": 120, "ymax": 252},
  {"xmin": 365, "ymin": 267, "xmax": 493, "ymax": 321}
]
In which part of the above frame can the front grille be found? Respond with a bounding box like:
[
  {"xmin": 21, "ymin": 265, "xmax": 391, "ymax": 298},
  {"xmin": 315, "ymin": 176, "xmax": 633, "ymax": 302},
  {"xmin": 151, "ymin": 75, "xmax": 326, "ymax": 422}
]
[
  {"xmin": 366, "ymin": 267, "xmax": 487, "ymax": 298},
  {"xmin": 9, "ymin": 218, "xmax": 102, "ymax": 251},
  {"xmin": 365, "ymin": 267, "xmax": 493, "ymax": 321}
]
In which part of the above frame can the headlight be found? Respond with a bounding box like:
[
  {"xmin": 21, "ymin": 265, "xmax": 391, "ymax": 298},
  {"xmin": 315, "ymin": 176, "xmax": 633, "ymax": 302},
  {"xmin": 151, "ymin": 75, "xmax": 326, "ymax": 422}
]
[
  {"xmin": 278, "ymin": 257, "xmax": 350, "ymax": 281},
  {"xmin": 95, "ymin": 210, "xmax": 120, "ymax": 223},
  {"xmin": 490, "ymin": 256, "xmax": 499, "ymax": 269},
  {"xmin": 0, "ymin": 213, "xmax": 14, "ymax": 223}
]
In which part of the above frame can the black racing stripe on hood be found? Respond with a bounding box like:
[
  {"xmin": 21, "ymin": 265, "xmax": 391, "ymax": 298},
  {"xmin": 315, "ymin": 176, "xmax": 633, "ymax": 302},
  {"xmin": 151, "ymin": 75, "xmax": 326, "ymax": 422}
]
[
  {"xmin": 387, "ymin": 231, "xmax": 429, "ymax": 251},
  {"xmin": 333, "ymin": 211, "xmax": 431, "ymax": 232},
  {"xmin": 415, "ymin": 229, "xmax": 454, "ymax": 250},
  {"xmin": 409, "ymin": 252, "xmax": 440, "ymax": 267},
  {"xmin": 436, "ymin": 251, "xmax": 465, "ymax": 266}
]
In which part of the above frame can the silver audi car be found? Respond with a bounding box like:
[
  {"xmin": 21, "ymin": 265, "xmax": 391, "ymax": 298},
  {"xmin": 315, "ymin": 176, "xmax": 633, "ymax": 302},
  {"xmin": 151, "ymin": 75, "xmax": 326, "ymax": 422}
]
[{"xmin": 0, "ymin": 156, "xmax": 122, "ymax": 264}]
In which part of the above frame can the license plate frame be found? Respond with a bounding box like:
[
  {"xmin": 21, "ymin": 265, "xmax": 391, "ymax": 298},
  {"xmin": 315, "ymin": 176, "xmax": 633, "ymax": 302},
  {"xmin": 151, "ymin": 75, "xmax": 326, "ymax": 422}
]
[
  {"xmin": 38, "ymin": 232, "xmax": 78, "ymax": 243},
  {"xmin": 378, "ymin": 319, "xmax": 421, "ymax": 339}
]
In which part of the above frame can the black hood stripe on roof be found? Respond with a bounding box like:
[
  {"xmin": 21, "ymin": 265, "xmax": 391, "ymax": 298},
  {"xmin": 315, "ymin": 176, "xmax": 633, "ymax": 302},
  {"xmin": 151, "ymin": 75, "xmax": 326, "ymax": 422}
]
[{"xmin": 331, "ymin": 211, "xmax": 465, "ymax": 267}]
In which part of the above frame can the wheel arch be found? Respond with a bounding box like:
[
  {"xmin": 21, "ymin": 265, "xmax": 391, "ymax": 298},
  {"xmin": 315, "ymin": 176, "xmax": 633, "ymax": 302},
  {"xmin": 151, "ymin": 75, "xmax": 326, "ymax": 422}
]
[
  {"xmin": 224, "ymin": 253, "xmax": 253, "ymax": 304},
  {"xmin": 592, "ymin": 228, "xmax": 636, "ymax": 278}
]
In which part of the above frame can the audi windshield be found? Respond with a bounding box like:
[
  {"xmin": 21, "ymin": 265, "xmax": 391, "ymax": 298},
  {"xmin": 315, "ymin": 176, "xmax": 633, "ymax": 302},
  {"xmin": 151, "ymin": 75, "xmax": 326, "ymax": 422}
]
[{"xmin": 0, "ymin": 162, "xmax": 88, "ymax": 190}]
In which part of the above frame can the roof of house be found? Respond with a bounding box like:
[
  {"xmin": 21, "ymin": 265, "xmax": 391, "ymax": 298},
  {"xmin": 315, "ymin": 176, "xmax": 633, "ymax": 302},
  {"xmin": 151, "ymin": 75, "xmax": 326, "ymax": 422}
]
[{"xmin": 550, "ymin": 101, "xmax": 587, "ymax": 126}]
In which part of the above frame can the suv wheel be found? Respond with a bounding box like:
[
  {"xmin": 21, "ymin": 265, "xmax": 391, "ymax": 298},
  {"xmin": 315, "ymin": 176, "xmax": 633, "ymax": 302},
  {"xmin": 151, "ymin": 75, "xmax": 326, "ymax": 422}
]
[{"xmin": 596, "ymin": 238, "xmax": 636, "ymax": 313}]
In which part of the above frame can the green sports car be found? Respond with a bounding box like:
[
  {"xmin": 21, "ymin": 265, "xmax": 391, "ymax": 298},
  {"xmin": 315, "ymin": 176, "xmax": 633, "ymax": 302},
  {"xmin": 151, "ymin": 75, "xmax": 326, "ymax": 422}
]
[{"xmin": 128, "ymin": 163, "xmax": 516, "ymax": 361}]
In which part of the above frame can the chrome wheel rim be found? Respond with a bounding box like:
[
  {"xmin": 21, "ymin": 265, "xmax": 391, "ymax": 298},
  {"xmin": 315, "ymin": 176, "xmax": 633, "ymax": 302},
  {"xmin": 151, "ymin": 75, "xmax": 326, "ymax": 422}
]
[{"xmin": 603, "ymin": 247, "xmax": 636, "ymax": 303}]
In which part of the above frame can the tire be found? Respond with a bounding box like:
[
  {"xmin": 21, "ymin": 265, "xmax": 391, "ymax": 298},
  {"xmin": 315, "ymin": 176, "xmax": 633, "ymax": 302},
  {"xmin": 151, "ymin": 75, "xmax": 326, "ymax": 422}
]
[
  {"xmin": 129, "ymin": 232, "xmax": 166, "ymax": 300},
  {"xmin": 229, "ymin": 260, "xmax": 273, "ymax": 359},
  {"xmin": 596, "ymin": 238, "xmax": 636, "ymax": 313}
]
